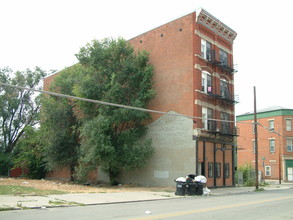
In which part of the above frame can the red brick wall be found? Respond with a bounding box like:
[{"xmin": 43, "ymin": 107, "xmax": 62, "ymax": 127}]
[
  {"xmin": 128, "ymin": 13, "xmax": 195, "ymax": 121},
  {"xmin": 193, "ymin": 22, "xmax": 235, "ymax": 128},
  {"xmin": 9, "ymin": 168, "xmax": 29, "ymax": 177},
  {"xmin": 43, "ymin": 72, "xmax": 59, "ymax": 91},
  {"xmin": 237, "ymin": 115, "xmax": 291, "ymax": 180}
]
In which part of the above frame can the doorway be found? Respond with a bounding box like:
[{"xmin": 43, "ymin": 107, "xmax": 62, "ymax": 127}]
[{"xmin": 288, "ymin": 167, "xmax": 293, "ymax": 181}]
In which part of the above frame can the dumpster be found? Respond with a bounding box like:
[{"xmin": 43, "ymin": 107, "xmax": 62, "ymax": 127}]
[
  {"xmin": 186, "ymin": 182, "xmax": 197, "ymax": 196},
  {"xmin": 175, "ymin": 178, "xmax": 187, "ymax": 196},
  {"xmin": 195, "ymin": 182, "xmax": 204, "ymax": 195}
]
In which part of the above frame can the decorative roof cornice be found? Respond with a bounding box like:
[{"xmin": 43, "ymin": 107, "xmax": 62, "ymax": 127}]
[{"xmin": 196, "ymin": 8, "xmax": 237, "ymax": 42}]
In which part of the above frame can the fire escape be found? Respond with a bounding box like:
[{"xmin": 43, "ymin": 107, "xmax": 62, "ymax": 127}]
[
  {"xmin": 203, "ymin": 50, "xmax": 239, "ymax": 137},
  {"xmin": 206, "ymin": 50, "xmax": 237, "ymax": 75}
]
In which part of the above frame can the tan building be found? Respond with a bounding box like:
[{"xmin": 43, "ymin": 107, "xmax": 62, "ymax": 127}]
[{"xmin": 237, "ymin": 106, "xmax": 293, "ymax": 182}]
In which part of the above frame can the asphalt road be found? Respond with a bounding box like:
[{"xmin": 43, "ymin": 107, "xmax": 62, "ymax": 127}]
[{"xmin": 1, "ymin": 189, "xmax": 293, "ymax": 220}]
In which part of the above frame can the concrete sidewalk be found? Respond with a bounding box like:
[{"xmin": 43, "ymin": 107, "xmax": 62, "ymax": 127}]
[{"xmin": 1, "ymin": 182, "xmax": 292, "ymax": 210}]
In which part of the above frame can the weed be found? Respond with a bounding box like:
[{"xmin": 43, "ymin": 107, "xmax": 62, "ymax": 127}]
[
  {"xmin": 254, "ymin": 188, "xmax": 265, "ymax": 192},
  {"xmin": 49, "ymin": 199, "xmax": 84, "ymax": 206}
]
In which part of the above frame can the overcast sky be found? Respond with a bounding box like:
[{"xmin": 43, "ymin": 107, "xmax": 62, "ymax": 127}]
[{"xmin": 1, "ymin": 0, "xmax": 292, "ymax": 115}]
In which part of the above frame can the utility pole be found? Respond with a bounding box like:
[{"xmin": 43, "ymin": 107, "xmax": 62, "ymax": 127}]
[{"xmin": 254, "ymin": 86, "xmax": 259, "ymax": 190}]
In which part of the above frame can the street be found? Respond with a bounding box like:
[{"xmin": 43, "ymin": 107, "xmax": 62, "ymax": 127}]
[{"xmin": 1, "ymin": 189, "xmax": 293, "ymax": 220}]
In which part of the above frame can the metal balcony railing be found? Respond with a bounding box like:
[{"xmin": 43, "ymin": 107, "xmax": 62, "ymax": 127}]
[
  {"xmin": 206, "ymin": 50, "xmax": 237, "ymax": 74},
  {"xmin": 205, "ymin": 120, "xmax": 238, "ymax": 136},
  {"xmin": 206, "ymin": 87, "xmax": 239, "ymax": 105}
]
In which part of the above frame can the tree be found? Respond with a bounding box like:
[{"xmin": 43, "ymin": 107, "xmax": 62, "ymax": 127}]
[
  {"xmin": 0, "ymin": 67, "xmax": 47, "ymax": 154},
  {"xmin": 40, "ymin": 65, "xmax": 84, "ymax": 179},
  {"xmin": 13, "ymin": 126, "xmax": 46, "ymax": 179},
  {"xmin": 74, "ymin": 38, "xmax": 155, "ymax": 185}
]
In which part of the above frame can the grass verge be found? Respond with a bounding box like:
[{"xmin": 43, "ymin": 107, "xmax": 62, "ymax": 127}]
[{"xmin": 0, "ymin": 185, "xmax": 66, "ymax": 196}]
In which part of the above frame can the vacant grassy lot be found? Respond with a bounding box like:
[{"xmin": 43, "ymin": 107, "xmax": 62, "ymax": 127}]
[{"xmin": 0, "ymin": 177, "xmax": 174, "ymax": 195}]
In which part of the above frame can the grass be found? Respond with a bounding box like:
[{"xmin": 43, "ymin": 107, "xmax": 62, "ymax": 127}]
[
  {"xmin": 48, "ymin": 199, "xmax": 84, "ymax": 206},
  {"xmin": 0, "ymin": 185, "xmax": 66, "ymax": 196},
  {"xmin": 0, "ymin": 207, "xmax": 14, "ymax": 211}
]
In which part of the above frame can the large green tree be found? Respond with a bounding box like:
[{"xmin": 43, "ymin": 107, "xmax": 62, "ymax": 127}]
[
  {"xmin": 0, "ymin": 67, "xmax": 47, "ymax": 154},
  {"xmin": 40, "ymin": 65, "xmax": 84, "ymax": 179},
  {"xmin": 74, "ymin": 38, "xmax": 156, "ymax": 185}
]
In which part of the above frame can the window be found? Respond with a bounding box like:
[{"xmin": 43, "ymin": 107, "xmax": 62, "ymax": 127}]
[
  {"xmin": 252, "ymin": 139, "xmax": 256, "ymax": 153},
  {"xmin": 219, "ymin": 49, "xmax": 228, "ymax": 66},
  {"xmin": 201, "ymin": 39, "xmax": 212, "ymax": 60},
  {"xmin": 208, "ymin": 162, "xmax": 213, "ymax": 178},
  {"xmin": 286, "ymin": 119, "xmax": 292, "ymax": 131},
  {"xmin": 221, "ymin": 112, "xmax": 230, "ymax": 133},
  {"xmin": 252, "ymin": 121, "xmax": 256, "ymax": 134},
  {"xmin": 269, "ymin": 139, "xmax": 275, "ymax": 153},
  {"xmin": 287, "ymin": 138, "xmax": 293, "ymax": 152},
  {"xmin": 202, "ymin": 71, "xmax": 212, "ymax": 93},
  {"xmin": 216, "ymin": 162, "xmax": 221, "ymax": 178},
  {"xmin": 224, "ymin": 163, "xmax": 230, "ymax": 178},
  {"xmin": 265, "ymin": 166, "xmax": 271, "ymax": 176},
  {"xmin": 220, "ymin": 79, "xmax": 229, "ymax": 98},
  {"xmin": 202, "ymin": 107, "xmax": 213, "ymax": 130},
  {"xmin": 268, "ymin": 120, "xmax": 274, "ymax": 131}
]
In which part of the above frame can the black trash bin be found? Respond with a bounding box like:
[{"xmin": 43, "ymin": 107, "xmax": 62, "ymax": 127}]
[
  {"xmin": 175, "ymin": 181, "xmax": 187, "ymax": 196},
  {"xmin": 186, "ymin": 182, "xmax": 197, "ymax": 196},
  {"xmin": 195, "ymin": 182, "xmax": 204, "ymax": 195}
]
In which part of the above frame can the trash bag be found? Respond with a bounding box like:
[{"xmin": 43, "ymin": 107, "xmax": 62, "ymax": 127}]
[
  {"xmin": 194, "ymin": 175, "xmax": 207, "ymax": 183},
  {"xmin": 203, "ymin": 187, "xmax": 211, "ymax": 196},
  {"xmin": 175, "ymin": 177, "xmax": 186, "ymax": 182}
]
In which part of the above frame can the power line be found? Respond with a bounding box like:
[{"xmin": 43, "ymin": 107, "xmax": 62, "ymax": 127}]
[{"xmin": 0, "ymin": 81, "xmax": 247, "ymax": 124}]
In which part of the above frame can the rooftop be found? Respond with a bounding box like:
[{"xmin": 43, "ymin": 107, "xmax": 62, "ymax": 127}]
[{"xmin": 237, "ymin": 106, "xmax": 293, "ymax": 121}]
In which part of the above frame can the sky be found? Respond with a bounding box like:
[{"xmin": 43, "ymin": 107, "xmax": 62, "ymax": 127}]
[{"xmin": 1, "ymin": 0, "xmax": 292, "ymax": 116}]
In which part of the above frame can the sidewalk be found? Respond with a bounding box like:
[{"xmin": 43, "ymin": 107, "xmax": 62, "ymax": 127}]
[{"xmin": 1, "ymin": 182, "xmax": 292, "ymax": 210}]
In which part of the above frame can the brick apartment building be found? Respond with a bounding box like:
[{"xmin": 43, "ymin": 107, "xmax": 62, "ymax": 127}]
[
  {"xmin": 237, "ymin": 106, "xmax": 293, "ymax": 182},
  {"xmin": 44, "ymin": 8, "xmax": 238, "ymax": 187}
]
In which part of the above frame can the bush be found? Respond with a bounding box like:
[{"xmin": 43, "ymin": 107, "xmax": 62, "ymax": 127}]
[
  {"xmin": 13, "ymin": 127, "xmax": 47, "ymax": 179},
  {"xmin": 236, "ymin": 164, "xmax": 256, "ymax": 186}
]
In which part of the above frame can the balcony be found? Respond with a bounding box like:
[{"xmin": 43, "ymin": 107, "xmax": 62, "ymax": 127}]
[
  {"xmin": 207, "ymin": 88, "xmax": 239, "ymax": 105},
  {"xmin": 206, "ymin": 120, "xmax": 238, "ymax": 136},
  {"xmin": 206, "ymin": 50, "xmax": 221, "ymax": 66},
  {"xmin": 206, "ymin": 50, "xmax": 237, "ymax": 74},
  {"xmin": 218, "ymin": 91, "xmax": 239, "ymax": 104}
]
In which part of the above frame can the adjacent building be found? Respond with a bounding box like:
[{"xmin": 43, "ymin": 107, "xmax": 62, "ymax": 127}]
[
  {"xmin": 237, "ymin": 106, "xmax": 293, "ymax": 182},
  {"xmin": 44, "ymin": 8, "xmax": 238, "ymax": 187}
]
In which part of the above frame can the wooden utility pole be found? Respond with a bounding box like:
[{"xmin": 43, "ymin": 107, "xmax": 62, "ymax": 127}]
[{"xmin": 254, "ymin": 86, "xmax": 259, "ymax": 190}]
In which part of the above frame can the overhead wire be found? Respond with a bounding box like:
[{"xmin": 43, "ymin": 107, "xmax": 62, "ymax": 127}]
[{"xmin": 0, "ymin": 81, "xmax": 252, "ymax": 124}]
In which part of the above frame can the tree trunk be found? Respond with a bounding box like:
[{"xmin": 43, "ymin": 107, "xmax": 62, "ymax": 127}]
[{"xmin": 108, "ymin": 168, "xmax": 120, "ymax": 186}]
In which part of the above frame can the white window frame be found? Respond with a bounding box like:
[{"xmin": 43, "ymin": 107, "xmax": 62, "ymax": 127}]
[
  {"xmin": 268, "ymin": 119, "xmax": 275, "ymax": 132},
  {"xmin": 201, "ymin": 39, "xmax": 206, "ymax": 58},
  {"xmin": 269, "ymin": 138, "xmax": 275, "ymax": 153},
  {"xmin": 286, "ymin": 119, "xmax": 292, "ymax": 131},
  {"xmin": 252, "ymin": 121, "xmax": 255, "ymax": 134},
  {"xmin": 287, "ymin": 138, "xmax": 293, "ymax": 152},
  {"xmin": 265, "ymin": 166, "xmax": 271, "ymax": 176},
  {"xmin": 252, "ymin": 139, "xmax": 256, "ymax": 153},
  {"xmin": 201, "ymin": 39, "xmax": 212, "ymax": 60},
  {"xmin": 202, "ymin": 107, "xmax": 208, "ymax": 130},
  {"xmin": 202, "ymin": 71, "xmax": 212, "ymax": 93},
  {"xmin": 202, "ymin": 107, "xmax": 213, "ymax": 130}
]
